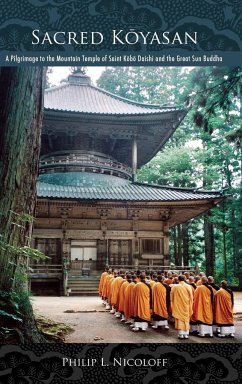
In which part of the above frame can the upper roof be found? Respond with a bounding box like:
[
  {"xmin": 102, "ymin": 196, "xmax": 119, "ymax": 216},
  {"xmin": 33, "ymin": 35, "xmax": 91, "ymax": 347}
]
[{"xmin": 44, "ymin": 73, "xmax": 183, "ymax": 116}]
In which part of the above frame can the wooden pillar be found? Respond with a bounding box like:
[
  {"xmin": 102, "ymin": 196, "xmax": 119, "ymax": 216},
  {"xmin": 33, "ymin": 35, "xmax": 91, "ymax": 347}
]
[
  {"xmin": 106, "ymin": 238, "xmax": 109, "ymax": 266},
  {"xmin": 62, "ymin": 236, "xmax": 70, "ymax": 296},
  {"xmin": 163, "ymin": 225, "xmax": 170, "ymax": 266},
  {"xmin": 132, "ymin": 136, "xmax": 137, "ymax": 182}
]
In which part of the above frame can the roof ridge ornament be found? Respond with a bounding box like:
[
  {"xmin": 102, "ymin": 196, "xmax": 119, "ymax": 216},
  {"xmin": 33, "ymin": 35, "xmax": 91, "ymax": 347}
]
[{"xmin": 68, "ymin": 67, "xmax": 91, "ymax": 85}]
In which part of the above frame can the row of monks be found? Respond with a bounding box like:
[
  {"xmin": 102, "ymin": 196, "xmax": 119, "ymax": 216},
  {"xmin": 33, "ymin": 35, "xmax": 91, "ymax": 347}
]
[{"xmin": 98, "ymin": 269, "xmax": 235, "ymax": 339}]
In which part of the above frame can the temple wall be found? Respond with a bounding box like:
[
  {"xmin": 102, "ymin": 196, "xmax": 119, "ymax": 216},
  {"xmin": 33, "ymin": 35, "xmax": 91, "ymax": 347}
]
[{"xmin": 33, "ymin": 209, "xmax": 170, "ymax": 271}]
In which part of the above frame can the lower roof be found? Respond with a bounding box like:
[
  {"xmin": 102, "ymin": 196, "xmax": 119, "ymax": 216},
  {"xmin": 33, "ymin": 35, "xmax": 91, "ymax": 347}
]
[{"xmin": 37, "ymin": 179, "xmax": 223, "ymax": 203}]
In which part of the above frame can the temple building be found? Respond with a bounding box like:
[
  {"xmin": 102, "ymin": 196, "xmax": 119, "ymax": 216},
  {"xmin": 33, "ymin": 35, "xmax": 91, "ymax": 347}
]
[{"xmin": 31, "ymin": 72, "xmax": 224, "ymax": 295}]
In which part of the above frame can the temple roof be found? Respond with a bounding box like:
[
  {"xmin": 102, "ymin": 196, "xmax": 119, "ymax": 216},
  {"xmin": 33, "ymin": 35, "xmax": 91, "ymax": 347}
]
[
  {"xmin": 45, "ymin": 73, "xmax": 182, "ymax": 116},
  {"xmin": 37, "ymin": 179, "xmax": 223, "ymax": 203},
  {"xmin": 36, "ymin": 172, "xmax": 225, "ymax": 226},
  {"xmin": 43, "ymin": 73, "xmax": 187, "ymax": 168}
]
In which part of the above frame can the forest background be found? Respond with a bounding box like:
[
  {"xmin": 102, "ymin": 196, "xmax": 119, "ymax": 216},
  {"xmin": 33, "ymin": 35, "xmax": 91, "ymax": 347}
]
[{"xmin": 88, "ymin": 66, "xmax": 242, "ymax": 285}]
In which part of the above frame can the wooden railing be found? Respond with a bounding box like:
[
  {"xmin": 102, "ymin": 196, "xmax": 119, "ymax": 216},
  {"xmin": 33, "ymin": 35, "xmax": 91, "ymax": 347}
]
[
  {"xmin": 108, "ymin": 265, "xmax": 199, "ymax": 273},
  {"xmin": 39, "ymin": 153, "xmax": 132, "ymax": 178},
  {"xmin": 29, "ymin": 264, "xmax": 63, "ymax": 278}
]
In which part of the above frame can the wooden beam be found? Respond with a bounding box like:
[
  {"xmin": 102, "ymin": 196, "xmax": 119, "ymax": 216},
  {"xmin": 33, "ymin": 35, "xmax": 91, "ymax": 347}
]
[{"xmin": 132, "ymin": 136, "xmax": 137, "ymax": 182}]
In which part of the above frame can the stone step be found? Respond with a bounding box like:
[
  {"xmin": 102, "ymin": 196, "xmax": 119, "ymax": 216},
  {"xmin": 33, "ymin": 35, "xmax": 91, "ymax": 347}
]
[
  {"xmin": 69, "ymin": 291, "xmax": 98, "ymax": 296},
  {"xmin": 68, "ymin": 280, "xmax": 99, "ymax": 287},
  {"xmin": 67, "ymin": 276, "xmax": 100, "ymax": 295},
  {"xmin": 67, "ymin": 284, "xmax": 99, "ymax": 289},
  {"xmin": 68, "ymin": 270, "xmax": 100, "ymax": 276},
  {"xmin": 68, "ymin": 287, "xmax": 98, "ymax": 291},
  {"xmin": 68, "ymin": 276, "xmax": 99, "ymax": 280}
]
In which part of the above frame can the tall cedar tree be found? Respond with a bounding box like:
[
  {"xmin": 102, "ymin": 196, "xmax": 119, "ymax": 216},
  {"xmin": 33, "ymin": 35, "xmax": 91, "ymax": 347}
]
[{"xmin": 0, "ymin": 67, "xmax": 46, "ymax": 342}]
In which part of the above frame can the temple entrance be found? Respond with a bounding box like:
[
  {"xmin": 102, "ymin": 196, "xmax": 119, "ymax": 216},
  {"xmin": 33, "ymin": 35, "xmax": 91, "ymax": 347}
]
[
  {"xmin": 108, "ymin": 240, "xmax": 132, "ymax": 267},
  {"xmin": 70, "ymin": 240, "xmax": 97, "ymax": 273}
]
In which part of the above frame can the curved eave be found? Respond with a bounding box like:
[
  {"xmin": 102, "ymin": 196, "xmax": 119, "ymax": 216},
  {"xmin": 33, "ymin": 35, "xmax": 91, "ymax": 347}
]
[
  {"xmin": 37, "ymin": 181, "xmax": 225, "ymax": 203},
  {"xmin": 44, "ymin": 107, "xmax": 185, "ymax": 117}
]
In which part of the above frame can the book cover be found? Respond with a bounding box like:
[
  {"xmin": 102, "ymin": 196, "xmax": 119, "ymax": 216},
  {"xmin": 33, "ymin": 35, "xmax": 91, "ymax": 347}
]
[{"xmin": 0, "ymin": 1, "xmax": 241, "ymax": 383}]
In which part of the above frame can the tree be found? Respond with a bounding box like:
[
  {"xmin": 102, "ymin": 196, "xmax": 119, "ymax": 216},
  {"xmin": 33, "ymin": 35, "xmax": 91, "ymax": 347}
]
[
  {"xmin": 190, "ymin": 66, "xmax": 242, "ymax": 281},
  {"xmin": 97, "ymin": 66, "xmax": 241, "ymax": 283},
  {"xmin": 0, "ymin": 67, "xmax": 46, "ymax": 342}
]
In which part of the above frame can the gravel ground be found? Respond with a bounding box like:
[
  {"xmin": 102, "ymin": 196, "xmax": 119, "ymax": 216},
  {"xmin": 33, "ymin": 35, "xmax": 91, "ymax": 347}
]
[{"xmin": 32, "ymin": 295, "xmax": 242, "ymax": 344}]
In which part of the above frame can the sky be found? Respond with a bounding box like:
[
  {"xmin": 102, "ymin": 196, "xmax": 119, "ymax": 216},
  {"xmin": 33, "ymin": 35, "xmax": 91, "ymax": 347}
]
[{"xmin": 48, "ymin": 66, "xmax": 105, "ymax": 86}]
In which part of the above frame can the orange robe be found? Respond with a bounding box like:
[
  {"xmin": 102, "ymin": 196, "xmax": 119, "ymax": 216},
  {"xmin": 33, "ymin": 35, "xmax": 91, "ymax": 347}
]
[
  {"xmin": 171, "ymin": 281, "xmax": 193, "ymax": 331},
  {"xmin": 124, "ymin": 282, "xmax": 136, "ymax": 321},
  {"xmin": 214, "ymin": 288, "xmax": 234, "ymax": 326},
  {"xmin": 189, "ymin": 284, "xmax": 197, "ymax": 324},
  {"xmin": 102, "ymin": 274, "xmax": 113, "ymax": 299},
  {"xmin": 152, "ymin": 282, "xmax": 170, "ymax": 320},
  {"xmin": 106, "ymin": 275, "xmax": 115, "ymax": 303},
  {"xmin": 110, "ymin": 276, "xmax": 124, "ymax": 307},
  {"xmin": 164, "ymin": 278, "xmax": 173, "ymax": 285},
  {"xmin": 133, "ymin": 282, "xmax": 151, "ymax": 322},
  {"xmin": 118, "ymin": 280, "xmax": 129, "ymax": 313},
  {"xmin": 193, "ymin": 284, "xmax": 213, "ymax": 325},
  {"xmin": 98, "ymin": 271, "xmax": 108, "ymax": 296}
]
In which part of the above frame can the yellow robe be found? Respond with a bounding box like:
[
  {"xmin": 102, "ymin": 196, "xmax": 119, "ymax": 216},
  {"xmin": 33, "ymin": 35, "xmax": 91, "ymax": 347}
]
[
  {"xmin": 214, "ymin": 288, "xmax": 234, "ymax": 326},
  {"xmin": 102, "ymin": 274, "xmax": 113, "ymax": 299},
  {"xmin": 133, "ymin": 282, "xmax": 151, "ymax": 322},
  {"xmin": 171, "ymin": 281, "xmax": 193, "ymax": 331},
  {"xmin": 110, "ymin": 276, "xmax": 124, "ymax": 307},
  {"xmin": 106, "ymin": 275, "xmax": 115, "ymax": 303},
  {"xmin": 152, "ymin": 282, "xmax": 169, "ymax": 320},
  {"xmin": 98, "ymin": 271, "xmax": 108, "ymax": 296},
  {"xmin": 193, "ymin": 284, "xmax": 213, "ymax": 325},
  {"xmin": 118, "ymin": 280, "xmax": 129, "ymax": 313},
  {"xmin": 124, "ymin": 282, "xmax": 136, "ymax": 321}
]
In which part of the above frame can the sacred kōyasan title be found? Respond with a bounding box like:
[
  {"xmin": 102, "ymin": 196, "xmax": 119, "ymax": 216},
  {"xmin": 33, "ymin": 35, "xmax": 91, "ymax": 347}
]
[{"xmin": 31, "ymin": 29, "xmax": 197, "ymax": 46}]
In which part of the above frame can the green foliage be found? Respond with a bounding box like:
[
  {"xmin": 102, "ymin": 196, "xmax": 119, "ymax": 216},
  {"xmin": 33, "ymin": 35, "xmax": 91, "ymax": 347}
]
[
  {"xmin": 0, "ymin": 237, "xmax": 48, "ymax": 261},
  {"xmin": 0, "ymin": 287, "xmax": 35, "ymax": 342},
  {"xmin": 0, "ymin": 309, "xmax": 23, "ymax": 323},
  {"xmin": 138, "ymin": 146, "xmax": 198, "ymax": 188},
  {"xmin": 97, "ymin": 66, "xmax": 241, "ymax": 284}
]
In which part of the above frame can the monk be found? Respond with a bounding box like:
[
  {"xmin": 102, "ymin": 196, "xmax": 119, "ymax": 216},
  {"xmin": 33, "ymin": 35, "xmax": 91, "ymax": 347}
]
[
  {"xmin": 124, "ymin": 274, "xmax": 137, "ymax": 325},
  {"xmin": 170, "ymin": 275, "xmax": 193, "ymax": 339},
  {"xmin": 164, "ymin": 272, "xmax": 173, "ymax": 285},
  {"xmin": 98, "ymin": 267, "xmax": 109, "ymax": 304},
  {"xmin": 152, "ymin": 275, "xmax": 170, "ymax": 330},
  {"xmin": 188, "ymin": 276, "xmax": 197, "ymax": 292},
  {"xmin": 188, "ymin": 276, "xmax": 198, "ymax": 333},
  {"xmin": 146, "ymin": 273, "xmax": 156, "ymax": 288},
  {"xmin": 118, "ymin": 273, "xmax": 131, "ymax": 322},
  {"xmin": 208, "ymin": 276, "xmax": 220, "ymax": 293},
  {"xmin": 193, "ymin": 276, "xmax": 214, "ymax": 337},
  {"xmin": 101, "ymin": 270, "xmax": 113, "ymax": 310},
  {"xmin": 107, "ymin": 271, "xmax": 118, "ymax": 312},
  {"xmin": 196, "ymin": 272, "xmax": 205, "ymax": 286},
  {"xmin": 110, "ymin": 271, "xmax": 124, "ymax": 316},
  {"xmin": 132, "ymin": 273, "xmax": 152, "ymax": 332},
  {"xmin": 214, "ymin": 280, "xmax": 235, "ymax": 337},
  {"xmin": 184, "ymin": 271, "xmax": 190, "ymax": 283}
]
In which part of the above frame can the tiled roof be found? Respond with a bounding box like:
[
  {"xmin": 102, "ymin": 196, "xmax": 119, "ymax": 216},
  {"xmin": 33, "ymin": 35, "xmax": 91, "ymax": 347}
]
[
  {"xmin": 37, "ymin": 181, "xmax": 223, "ymax": 202},
  {"xmin": 45, "ymin": 74, "xmax": 183, "ymax": 116}
]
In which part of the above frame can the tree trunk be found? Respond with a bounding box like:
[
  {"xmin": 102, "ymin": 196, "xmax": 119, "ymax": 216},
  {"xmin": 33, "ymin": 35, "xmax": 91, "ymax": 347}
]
[
  {"xmin": 182, "ymin": 223, "xmax": 189, "ymax": 266},
  {"xmin": 173, "ymin": 227, "xmax": 178, "ymax": 265},
  {"xmin": 177, "ymin": 224, "xmax": 182, "ymax": 266},
  {"xmin": 204, "ymin": 213, "xmax": 215, "ymax": 276},
  {"xmin": 0, "ymin": 67, "xmax": 46, "ymax": 342}
]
